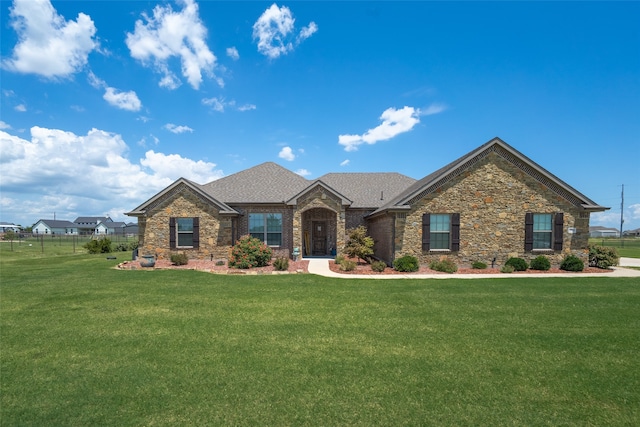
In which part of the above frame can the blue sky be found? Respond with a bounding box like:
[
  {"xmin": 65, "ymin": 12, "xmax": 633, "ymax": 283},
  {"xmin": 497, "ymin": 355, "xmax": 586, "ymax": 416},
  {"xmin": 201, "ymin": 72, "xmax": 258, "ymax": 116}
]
[{"xmin": 1, "ymin": 0, "xmax": 639, "ymax": 231}]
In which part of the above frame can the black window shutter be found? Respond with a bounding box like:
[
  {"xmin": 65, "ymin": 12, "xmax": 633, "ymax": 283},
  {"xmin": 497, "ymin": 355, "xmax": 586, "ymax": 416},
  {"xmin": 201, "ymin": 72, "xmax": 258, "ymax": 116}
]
[
  {"xmin": 524, "ymin": 213, "xmax": 533, "ymax": 252},
  {"xmin": 554, "ymin": 213, "xmax": 564, "ymax": 251},
  {"xmin": 422, "ymin": 213, "xmax": 430, "ymax": 251},
  {"xmin": 451, "ymin": 213, "xmax": 460, "ymax": 251},
  {"xmin": 192, "ymin": 217, "xmax": 200, "ymax": 249},
  {"xmin": 169, "ymin": 217, "xmax": 176, "ymax": 249}
]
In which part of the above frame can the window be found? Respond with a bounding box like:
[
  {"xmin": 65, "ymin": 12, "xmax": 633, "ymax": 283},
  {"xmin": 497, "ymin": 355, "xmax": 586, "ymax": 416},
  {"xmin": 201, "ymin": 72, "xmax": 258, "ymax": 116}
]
[
  {"xmin": 422, "ymin": 213, "xmax": 460, "ymax": 251},
  {"xmin": 249, "ymin": 213, "xmax": 282, "ymax": 246},
  {"xmin": 169, "ymin": 217, "xmax": 199, "ymax": 249},
  {"xmin": 525, "ymin": 213, "xmax": 563, "ymax": 251}
]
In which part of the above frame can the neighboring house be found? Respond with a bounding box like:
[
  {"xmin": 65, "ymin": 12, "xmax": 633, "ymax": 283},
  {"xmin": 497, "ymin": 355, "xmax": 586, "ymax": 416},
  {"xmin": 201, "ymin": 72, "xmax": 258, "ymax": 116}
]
[
  {"xmin": 95, "ymin": 221, "xmax": 128, "ymax": 235},
  {"xmin": 126, "ymin": 138, "xmax": 608, "ymax": 266},
  {"xmin": 74, "ymin": 216, "xmax": 113, "ymax": 235},
  {"xmin": 0, "ymin": 222, "xmax": 21, "ymax": 233},
  {"xmin": 32, "ymin": 220, "xmax": 78, "ymax": 235},
  {"xmin": 623, "ymin": 228, "xmax": 640, "ymax": 237},
  {"xmin": 589, "ymin": 226, "xmax": 620, "ymax": 238}
]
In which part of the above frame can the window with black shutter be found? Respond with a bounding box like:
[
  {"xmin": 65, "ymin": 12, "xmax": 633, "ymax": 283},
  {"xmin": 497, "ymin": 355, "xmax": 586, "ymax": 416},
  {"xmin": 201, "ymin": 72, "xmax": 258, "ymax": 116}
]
[
  {"xmin": 525, "ymin": 212, "xmax": 563, "ymax": 251},
  {"xmin": 170, "ymin": 217, "xmax": 199, "ymax": 249},
  {"xmin": 422, "ymin": 213, "xmax": 459, "ymax": 251}
]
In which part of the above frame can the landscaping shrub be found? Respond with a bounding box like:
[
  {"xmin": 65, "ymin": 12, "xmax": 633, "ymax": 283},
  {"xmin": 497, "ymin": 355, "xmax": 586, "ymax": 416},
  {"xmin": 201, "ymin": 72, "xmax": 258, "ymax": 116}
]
[
  {"xmin": 273, "ymin": 257, "xmax": 289, "ymax": 271},
  {"xmin": 215, "ymin": 260, "xmax": 225, "ymax": 266},
  {"xmin": 228, "ymin": 235, "xmax": 272, "ymax": 269},
  {"xmin": 170, "ymin": 253, "xmax": 189, "ymax": 266},
  {"xmin": 114, "ymin": 241, "xmax": 138, "ymax": 252},
  {"xmin": 339, "ymin": 259, "xmax": 357, "ymax": 271},
  {"xmin": 530, "ymin": 255, "xmax": 551, "ymax": 271},
  {"xmin": 393, "ymin": 255, "xmax": 419, "ymax": 272},
  {"xmin": 588, "ymin": 245, "xmax": 619, "ymax": 269},
  {"xmin": 471, "ymin": 261, "xmax": 487, "ymax": 270},
  {"xmin": 505, "ymin": 257, "xmax": 528, "ymax": 272},
  {"xmin": 429, "ymin": 257, "xmax": 458, "ymax": 273},
  {"xmin": 334, "ymin": 254, "xmax": 345, "ymax": 265},
  {"xmin": 560, "ymin": 255, "xmax": 584, "ymax": 272},
  {"xmin": 501, "ymin": 265, "xmax": 515, "ymax": 273},
  {"xmin": 371, "ymin": 260, "xmax": 387, "ymax": 272},
  {"xmin": 84, "ymin": 237, "xmax": 112, "ymax": 254},
  {"xmin": 343, "ymin": 226, "xmax": 374, "ymax": 263}
]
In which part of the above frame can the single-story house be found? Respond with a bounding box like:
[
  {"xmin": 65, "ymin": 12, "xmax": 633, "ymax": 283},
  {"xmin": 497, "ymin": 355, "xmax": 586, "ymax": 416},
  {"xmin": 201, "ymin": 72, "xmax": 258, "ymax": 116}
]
[
  {"xmin": 126, "ymin": 138, "xmax": 608, "ymax": 266},
  {"xmin": 0, "ymin": 222, "xmax": 21, "ymax": 233},
  {"xmin": 623, "ymin": 228, "xmax": 640, "ymax": 237},
  {"xmin": 589, "ymin": 226, "xmax": 620, "ymax": 238},
  {"xmin": 95, "ymin": 221, "xmax": 139, "ymax": 236},
  {"xmin": 32, "ymin": 220, "xmax": 79, "ymax": 235},
  {"xmin": 74, "ymin": 216, "xmax": 113, "ymax": 235}
]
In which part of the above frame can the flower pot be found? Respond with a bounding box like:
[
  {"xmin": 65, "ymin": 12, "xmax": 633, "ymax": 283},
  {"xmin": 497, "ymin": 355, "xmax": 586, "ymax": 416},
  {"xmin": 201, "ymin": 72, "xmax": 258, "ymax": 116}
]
[{"xmin": 140, "ymin": 255, "xmax": 156, "ymax": 267}]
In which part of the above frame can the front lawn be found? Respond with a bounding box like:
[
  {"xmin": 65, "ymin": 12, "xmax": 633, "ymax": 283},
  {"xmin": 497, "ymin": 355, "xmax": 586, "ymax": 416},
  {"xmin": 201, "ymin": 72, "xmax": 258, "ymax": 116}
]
[{"xmin": 1, "ymin": 253, "xmax": 639, "ymax": 425}]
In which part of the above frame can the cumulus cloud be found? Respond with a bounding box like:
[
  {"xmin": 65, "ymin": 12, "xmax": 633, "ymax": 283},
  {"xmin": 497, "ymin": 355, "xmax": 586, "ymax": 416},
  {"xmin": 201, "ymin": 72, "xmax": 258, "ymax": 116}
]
[
  {"xmin": 295, "ymin": 168, "xmax": 310, "ymax": 177},
  {"xmin": 202, "ymin": 97, "xmax": 256, "ymax": 112},
  {"xmin": 164, "ymin": 123, "xmax": 194, "ymax": 134},
  {"xmin": 278, "ymin": 146, "xmax": 295, "ymax": 161},
  {"xmin": 252, "ymin": 3, "xmax": 317, "ymax": 59},
  {"xmin": 338, "ymin": 106, "xmax": 421, "ymax": 152},
  {"xmin": 2, "ymin": 0, "xmax": 97, "ymax": 78},
  {"xmin": 0, "ymin": 127, "xmax": 223, "ymax": 224},
  {"xmin": 126, "ymin": 0, "xmax": 217, "ymax": 90},
  {"xmin": 88, "ymin": 71, "xmax": 142, "ymax": 111},
  {"xmin": 0, "ymin": 121, "xmax": 11, "ymax": 130},
  {"xmin": 226, "ymin": 47, "xmax": 239, "ymax": 60},
  {"xmin": 14, "ymin": 104, "xmax": 27, "ymax": 112},
  {"xmin": 629, "ymin": 203, "xmax": 640, "ymax": 220}
]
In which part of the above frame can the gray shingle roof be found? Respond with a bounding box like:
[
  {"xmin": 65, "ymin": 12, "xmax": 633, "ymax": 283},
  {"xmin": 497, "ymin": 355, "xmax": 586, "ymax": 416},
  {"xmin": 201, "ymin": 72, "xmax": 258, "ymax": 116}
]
[
  {"xmin": 316, "ymin": 172, "xmax": 416, "ymax": 208},
  {"xmin": 202, "ymin": 162, "xmax": 310, "ymax": 204}
]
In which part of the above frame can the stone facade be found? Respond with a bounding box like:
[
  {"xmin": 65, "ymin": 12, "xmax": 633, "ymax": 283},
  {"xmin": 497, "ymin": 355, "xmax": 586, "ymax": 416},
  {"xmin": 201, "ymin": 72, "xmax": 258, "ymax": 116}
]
[
  {"xmin": 293, "ymin": 187, "xmax": 345, "ymax": 257},
  {"xmin": 393, "ymin": 153, "xmax": 589, "ymax": 267},
  {"xmin": 139, "ymin": 185, "xmax": 233, "ymax": 260}
]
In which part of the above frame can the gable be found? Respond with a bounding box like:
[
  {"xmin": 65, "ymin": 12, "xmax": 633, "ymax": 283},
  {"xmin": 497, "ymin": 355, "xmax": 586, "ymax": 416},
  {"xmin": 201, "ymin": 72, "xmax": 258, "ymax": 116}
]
[{"xmin": 316, "ymin": 172, "xmax": 416, "ymax": 209}]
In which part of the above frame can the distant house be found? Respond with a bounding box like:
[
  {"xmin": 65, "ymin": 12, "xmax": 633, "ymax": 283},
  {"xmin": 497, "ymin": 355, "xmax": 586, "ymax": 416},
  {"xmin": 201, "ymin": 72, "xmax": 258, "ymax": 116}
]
[
  {"xmin": 623, "ymin": 228, "xmax": 640, "ymax": 237},
  {"xmin": 32, "ymin": 220, "xmax": 78, "ymax": 235},
  {"xmin": 127, "ymin": 137, "xmax": 608, "ymax": 266},
  {"xmin": 0, "ymin": 222, "xmax": 21, "ymax": 233},
  {"xmin": 74, "ymin": 216, "xmax": 113, "ymax": 235},
  {"xmin": 589, "ymin": 226, "xmax": 620, "ymax": 238}
]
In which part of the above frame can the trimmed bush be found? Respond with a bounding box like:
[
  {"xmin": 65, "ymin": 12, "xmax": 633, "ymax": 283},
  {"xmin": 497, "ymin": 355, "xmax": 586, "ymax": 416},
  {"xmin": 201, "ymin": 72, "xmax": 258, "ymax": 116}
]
[
  {"xmin": 371, "ymin": 260, "xmax": 387, "ymax": 272},
  {"xmin": 393, "ymin": 255, "xmax": 419, "ymax": 272},
  {"xmin": 501, "ymin": 265, "xmax": 515, "ymax": 273},
  {"xmin": 84, "ymin": 237, "xmax": 112, "ymax": 254},
  {"xmin": 560, "ymin": 255, "xmax": 584, "ymax": 272},
  {"xmin": 343, "ymin": 226, "xmax": 374, "ymax": 263},
  {"xmin": 339, "ymin": 259, "xmax": 357, "ymax": 271},
  {"xmin": 588, "ymin": 245, "xmax": 619, "ymax": 269},
  {"xmin": 273, "ymin": 257, "xmax": 289, "ymax": 271},
  {"xmin": 530, "ymin": 255, "xmax": 551, "ymax": 271},
  {"xmin": 114, "ymin": 241, "xmax": 138, "ymax": 252},
  {"xmin": 170, "ymin": 253, "xmax": 189, "ymax": 266},
  {"xmin": 471, "ymin": 261, "xmax": 487, "ymax": 270},
  {"xmin": 505, "ymin": 257, "xmax": 528, "ymax": 272},
  {"xmin": 334, "ymin": 254, "xmax": 346, "ymax": 265},
  {"xmin": 228, "ymin": 235, "xmax": 273, "ymax": 269},
  {"xmin": 429, "ymin": 258, "xmax": 458, "ymax": 273}
]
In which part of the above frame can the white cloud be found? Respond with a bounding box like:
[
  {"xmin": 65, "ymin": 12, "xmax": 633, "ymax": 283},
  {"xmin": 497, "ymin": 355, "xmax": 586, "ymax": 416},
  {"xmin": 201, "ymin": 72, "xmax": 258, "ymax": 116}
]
[
  {"xmin": 103, "ymin": 87, "xmax": 142, "ymax": 112},
  {"xmin": 2, "ymin": 0, "xmax": 97, "ymax": 78},
  {"xmin": 252, "ymin": 3, "xmax": 317, "ymax": 59},
  {"xmin": 14, "ymin": 104, "xmax": 27, "ymax": 112},
  {"xmin": 0, "ymin": 127, "xmax": 223, "ymax": 225},
  {"xmin": 421, "ymin": 102, "xmax": 448, "ymax": 116},
  {"xmin": 202, "ymin": 97, "xmax": 255, "ymax": 112},
  {"xmin": 629, "ymin": 203, "xmax": 640, "ymax": 220},
  {"xmin": 338, "ymin": 106, "xmax": 421, "ymax": 152},
  {"xmin": 295, "ymin": 168, "xmax": 310, "ymax": 177},
  {"xmin": 340, "ymin": 159, "xmax": 350, "ymax": 167},
  {"xmin": 226, "ymin": 46, "xmax": 239, "ymax": 60},
  {"xmin": 278, "ymin": 146, "xmax": 295, "ymax": 161},
  {"xmin": 88, "ymin": 71, "xmax": 142, "ymax": 111},
  {"xmin": 126, "ymin": 0, "xmax": 217, "ymax": 90},
  {"xmin": 0, "ymin": 121, "xmax": 11, "ymax": 130},
  {"xmin": 164, "ymin": 123, "xmax": 194, "ymax": 134}
]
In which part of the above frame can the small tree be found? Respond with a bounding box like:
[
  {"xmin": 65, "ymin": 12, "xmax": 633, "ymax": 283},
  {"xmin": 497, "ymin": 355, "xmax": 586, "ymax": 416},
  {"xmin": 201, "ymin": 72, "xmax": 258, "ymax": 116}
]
[{"xmin": 343, "ymin": 226, "xmax": 374, "ymax": 264}]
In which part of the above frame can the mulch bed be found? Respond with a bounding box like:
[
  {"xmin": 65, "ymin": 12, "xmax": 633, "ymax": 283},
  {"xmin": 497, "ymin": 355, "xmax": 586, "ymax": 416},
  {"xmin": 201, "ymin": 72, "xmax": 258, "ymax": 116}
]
[
  {"xmin": 328, "ymin": 260, "xmax": 610, "ymax": 275},
  {"xmin": 118, "ymin": 259, "xmax": 309, "ymax": 274}
]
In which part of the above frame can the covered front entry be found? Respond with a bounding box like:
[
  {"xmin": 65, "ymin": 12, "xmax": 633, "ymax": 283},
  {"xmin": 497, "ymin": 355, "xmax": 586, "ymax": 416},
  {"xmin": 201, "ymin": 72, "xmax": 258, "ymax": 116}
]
[{"xmin": 302, "ymin": 208, "xmax": 337, "ymax": 257}]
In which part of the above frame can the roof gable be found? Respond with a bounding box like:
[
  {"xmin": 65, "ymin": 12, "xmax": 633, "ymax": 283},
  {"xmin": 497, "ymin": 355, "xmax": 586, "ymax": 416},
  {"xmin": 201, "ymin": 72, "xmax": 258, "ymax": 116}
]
[
  {"xmin": 317, "ymin": 172, "xmax": 416, "ymax": 208},
  {"xmin": 202, "ymin": 162, "xmax": 310, "ymax": 204},
  {"xmin": 286, "ymin": 180, "xmax": 353, "ymax": 206},
  {"xmin": 373, "ymin": 137, "xmax": 607, "ymax": 215}
]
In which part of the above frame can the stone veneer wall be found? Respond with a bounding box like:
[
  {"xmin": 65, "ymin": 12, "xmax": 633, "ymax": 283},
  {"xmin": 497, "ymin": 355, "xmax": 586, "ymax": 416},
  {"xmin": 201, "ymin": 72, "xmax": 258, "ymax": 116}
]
[
  {"xmin": 293, "ymin": 188, "xmax": 345, "ymax": 256},
  {"xmin": 140, "ymin": 186, "xmax": 233, "ymax": 260},
  {"xmin": 395, "ymin": 153, "xmax": 590, "ymax": 267}
]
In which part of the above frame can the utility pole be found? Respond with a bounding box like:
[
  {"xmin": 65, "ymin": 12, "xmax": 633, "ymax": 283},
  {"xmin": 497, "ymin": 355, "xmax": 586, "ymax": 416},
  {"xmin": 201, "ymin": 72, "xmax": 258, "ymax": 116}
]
[{"xmin": 620, "ymin": 184, "xmax": 624, "ymax": 247}]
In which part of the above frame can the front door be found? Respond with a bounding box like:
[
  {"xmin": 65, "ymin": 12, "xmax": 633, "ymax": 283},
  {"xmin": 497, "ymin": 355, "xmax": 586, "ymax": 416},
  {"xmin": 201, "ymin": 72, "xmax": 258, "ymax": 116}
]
[{"xmin": 312, "ymin": 221, "xmax": 327, "ymax": 255}]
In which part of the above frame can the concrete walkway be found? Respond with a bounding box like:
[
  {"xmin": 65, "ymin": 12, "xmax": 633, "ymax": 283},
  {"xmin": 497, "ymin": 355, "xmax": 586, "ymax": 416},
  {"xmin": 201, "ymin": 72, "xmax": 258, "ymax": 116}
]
[{"xmin": 306, "ymin": 258, "xmax": 640, "ymax": 280}]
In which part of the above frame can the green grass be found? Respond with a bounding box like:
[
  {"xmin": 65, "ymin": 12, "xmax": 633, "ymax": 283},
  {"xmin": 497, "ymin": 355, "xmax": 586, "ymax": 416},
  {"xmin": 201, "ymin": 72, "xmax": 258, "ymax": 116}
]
[
  {"xmin": 589, "ymin": 238, "xmax": 640, "ymax": 258},
  {"xmin": 2, "ymin": 253, "xmax": 640, "ymax": 426}
]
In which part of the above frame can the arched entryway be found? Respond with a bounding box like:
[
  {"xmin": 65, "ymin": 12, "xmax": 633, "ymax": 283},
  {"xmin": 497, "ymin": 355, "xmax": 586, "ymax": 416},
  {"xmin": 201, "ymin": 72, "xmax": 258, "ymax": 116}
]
[{"xmin": 302, "ymin": 208, "xmax": 337, "ymax": 257}]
